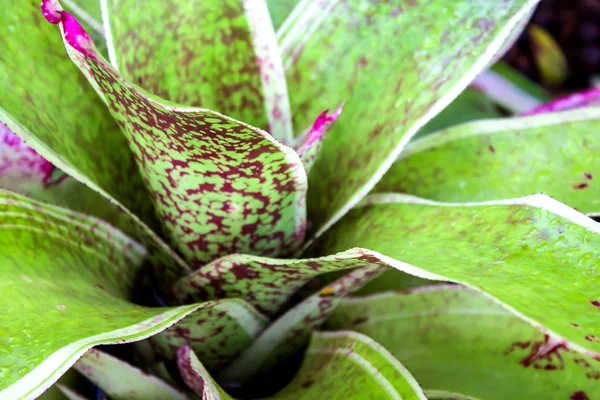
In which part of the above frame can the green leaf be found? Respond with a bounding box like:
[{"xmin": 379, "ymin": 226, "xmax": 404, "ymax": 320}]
[
  {"xmin": 267, "ymin": 0, "xmax": 300, "ymax": 30},
  {"xmin": 0, "ymin": 124, "xmax": 135, "ymax": 236},
  {"xmin": 314, "ymin": 194, "xmax": 600, "ymax": 360},
  {"xmin": 43, "ymin": 1, "xmax": 308, "ymax": 270},
  {"xmin": 0, "ymin": 190, "xmax": 201, "ymax": 399},
  {"xmin": 280, "ymin": 0, "xmax": 539, "ymax": 239},
  {"xmin": 102, "ymin": 0, "xmax": 295, "ymax": 145},
  {"xmin": 178, "ymin": 331, "xmax": 427, "ymax": 400},
  {"xmin": 0, "ymin": 0, "xmax": 154, "ymax": 228},
  {"xmin": 173, "ymin": 249, "xmax": 387, "ymax": 317},
  {"xmin": 73, "ymin": 349, "xmax": 188, "ymax": 400},
  {"xmin": 221, "ymin": 265, "xmax": 384, "ymax": 383},
  {"xmin": 149, "ymin": 299, "xmax": 268, "ymax": 370},
  {"xmin": 375, "ymin": 108, "xmax": 600, "ymax": 214},
  {"xmin": 326, "ymin": 285, "xmax": 600, "ymax": 400}
]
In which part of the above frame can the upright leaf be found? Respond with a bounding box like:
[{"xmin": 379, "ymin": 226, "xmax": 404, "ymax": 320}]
[
  {"xmin": 314, "ymin": 194, "xmax": 600, "ymax": 360},
  {"xmin": 376, "ymin": 108, "xmax": 600, "ymax": 214},
  {"xmin": 280, "ymin": 0, "xmax": 539, "ymax": 239},
  {"xmin": 0, "ymin": 190, "xmax": 200, "ymax": 399},
  {"xmin": 0, "ymin": 0, "xmax": 154, "ymax": 227},
  {"xmin": 102, "ymin": 0, "xmax": 294, "ymax": 144},
  {"xmin": 327, "ymin": 286, "xmax": 600, "ymax": 400},
  {"xmin": 43, "ymin": 1, "xmax": 308, "ymax": 268}
]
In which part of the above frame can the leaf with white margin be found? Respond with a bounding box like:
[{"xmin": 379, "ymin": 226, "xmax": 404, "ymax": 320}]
[
  {"xmin": 279, "ymin": 0, "xmax": 539, "ymax": 242},
  {"xmin": 376, "ymin": 108, "xmax": 600, "ymax": 214},
  {"xmin": 313, "ymin": 193, "xmax": 600, "ymax": 361},
  {"xmin": 102, "ymin": 0, "xmax": 295, "ymax": 145},
  {"xmin": 220, "ymin": 265, "xmax": 385, "ymax": 384},
  {"xmin": 326, "ymin": 285, "xmax": 600, "ymax": 400},
  {"xmin": 0, "ymin": 190, "xmax": 207, "ymax": 400},
  {"xmin": 73, "ymin": 349, "xmax": 188, "ymax": 400},
  {"xmin": 43, "ymin": 0, "xmax": 308, "ymax": 270},
  {"xmin": 178, "ymin": 331, "xmax": 427, "ymax": 400}
]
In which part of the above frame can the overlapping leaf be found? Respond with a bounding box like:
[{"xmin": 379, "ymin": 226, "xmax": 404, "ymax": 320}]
[
  {"xmin": 43, "ymin": 1, "xmax": 308, "ymax": 270},
  {"xmin": 326, "ymin": 285, "xmax": 600, "ymax": 400},
  {"xmin": 376, "ymin": 108, "xmax": 600, "ymax": 214},
  {"xmin": 221, "ymin": 265, "xmax": 384, "ymax": 383},
  {"xmin": 73, "ymin": 349, "xmax": 187, "ymax": 400},
  {"xmin": 178, "ymin": 331, "xmax": 426, "ymax": 399},
  {"xmin": 149, "ymin": 299, "xmax": 268, "ymax": 370},
  {"xmin": 0, "ymin": 190, "xmax": 201, "ymax": 399},
  {"xmin": 103, "ymin": 0, "xmax": 294, "ymax": 144},
  {"xmin": 314, "ymin": 194, "xmax": 600, "ymax": 360},
  {"xmin": 173, "ymin": 248, "xmax": 386, "ymax": 317},
  {"xmin": 280, "ymin": 0, "xmax": 540, "ymax": 239}
]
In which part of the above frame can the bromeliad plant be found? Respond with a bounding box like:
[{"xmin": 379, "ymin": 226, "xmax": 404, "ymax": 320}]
[{"xmin": 3, "ymin": 0, "xmax": 600, "ymax": 398}]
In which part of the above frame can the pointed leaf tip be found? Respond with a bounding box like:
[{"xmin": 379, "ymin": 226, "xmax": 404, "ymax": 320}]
[
  {"xmin": 41, "ymin": 0, "xmax": 97, "ymax": 59},
  {"xmin": 41, "ymin": 0, "xmax": 62, "ymax": 24}
]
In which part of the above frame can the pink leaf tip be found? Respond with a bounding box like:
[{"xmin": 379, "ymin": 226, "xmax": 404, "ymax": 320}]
[
  {"xmin": 40, "ymin": 0, "xmax": 62, "ymax": 24},
  {"xmin": 304, "ymin": 104, "xmax": 344, "ymax": 148},
  {"xmin": 40, "ymin": 0, "xmax": 97, "ymax": 59}
]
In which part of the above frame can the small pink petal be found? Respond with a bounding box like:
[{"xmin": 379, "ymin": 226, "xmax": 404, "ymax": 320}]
[{"xmin": 40, "ymin": 0, "xmax": 62, "ymax": 24}]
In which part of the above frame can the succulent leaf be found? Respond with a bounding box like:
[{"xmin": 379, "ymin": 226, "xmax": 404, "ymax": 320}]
[
  {"xmin": 102, "ymin": 0, "xmax": 294, "ymax": 145},
  {"xmin": 221, "ymin": 265, "xmax": 384, "ymax": 383},
  {"xmin": 0, "ymin": 190, "xmax": 201, "ymax": 399},
  {"xmin": 326, "ymin": 285, "xmax": 600, "ymax": 399},
  {"xmin": 43, "ymin": 0, "xmax": 308, "ymax": 270},
  {"xmin": 376, "ymin": 108, "xmax": 600, "ymax": 213},
  {"xmin": 315, "ymin": 194, "xmax": 600, "ymax": 360},
  {"xmin": 280, "ymin": 0, "xmax": 540, "ymax": 240}
]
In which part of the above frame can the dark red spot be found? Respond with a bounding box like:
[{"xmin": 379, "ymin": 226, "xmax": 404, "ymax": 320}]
[
  {"xmin": 488, "ymin": 144, "xmax": 496, "ymax": 153},
  {"xmin": 94, "ymin": 284, "xmax": 104, "ymax": 290},
  {"xmin": 585, "ymin": 173, "xmax": 593, "ymax": 180},
  {"xmin": 518, "ymin": 335, "xmax": 567, "ymax": 371},
  {"xmin": 572, "ymin": 323, "xmax": 580, "ymax": 328},
  {"xmin": 301, "ymin": 380, "xmax": 314, "ymax": 389},
  {"xmin": 586, "ymin": 335, "xmax": 600, "ymax": 342},
  {"xmin": 574, "ymin": 183, "xmax": 589, "ymax": 190},
  {"xmin": 352, "ymin": 317, "xmax": 368, "ymax": 326},
  {"xmin": 591, "ymin": 301, "xmax": 600, "ymax": 308},
  {"xmin": 571, "ymin": 392, "xmax": 589, "ymax": 400}
]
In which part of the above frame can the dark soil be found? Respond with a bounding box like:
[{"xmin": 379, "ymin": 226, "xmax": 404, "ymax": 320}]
[{"xmin": 504, "ymin": 0, "xmax": 600, "ymax": 93}]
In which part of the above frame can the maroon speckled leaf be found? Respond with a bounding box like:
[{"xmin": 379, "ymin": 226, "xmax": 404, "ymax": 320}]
[
  {"xmin": 149, "ymin": 299, "xmax": 268, "ymax": 371},
  {"xmin": 42, "ymin": 1, "xmax": 308, "ymax": 274},
  {"xmin": 172, "ymin": 248, "xmax": 388, "ymax": 317},
  {"xmin": 220, "ymin": 265, "xmax": 385, "ymax": 384}
]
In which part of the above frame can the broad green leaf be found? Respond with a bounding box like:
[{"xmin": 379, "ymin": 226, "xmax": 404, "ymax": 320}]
[
  {"xmin": 280, "ymin": 0, "xmax": 539, "ymax": 239},
  {"xmin": 221, "ymin": 265, "xmax": 384, "ymax": 383},
  {"xmin": 1, "ymin": 1, "xmax": 189, "ymax": 285},
  {"xmin": 149, "ymin": 299, "xmax": 268, "ymax": 370},
  {"xmin": 0, "ymin": 190, "xmax": 202, "ymax": 399},
  {"xmin": 173, "ymin": 248, "xmax": 386, "ymax": 317},
  {"xmin": 73, "ymin": 349, "xmax": 188, "ymax": 400},
  {"xmin": 415, "ymin": 87, "xmax": 504, "ymax": 138},
  {"xmin": 376, "ymin": 108, "xmax": 600, "ymax": 214},
  {"xmin": 178, "ymin": 332, "xmax": 427, "ymax": 400},
  {"xmin": 0, "ymin": 0, "xmax": 154, "ymax": 227},
  {"xmin": 44, "ymin": 2, "xmax": 308, "ymax": 269},
  {"xmin": 0, "ymin": 124, "xmax": 135, "ymax": 236},
  {"xmin": 314, "ymin": 194, "xmax": 600, "ymax": 360},
  {"xmin": 326, "ymin": 286, "xmax": 600, "ymax": 400},
  {"xmin": 471, "ymin": 62, "xmax": 550, "ymax": 114},
  {"xmin": 103, "ymin": 0, "xmax": 294, "ymax": 144}
]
